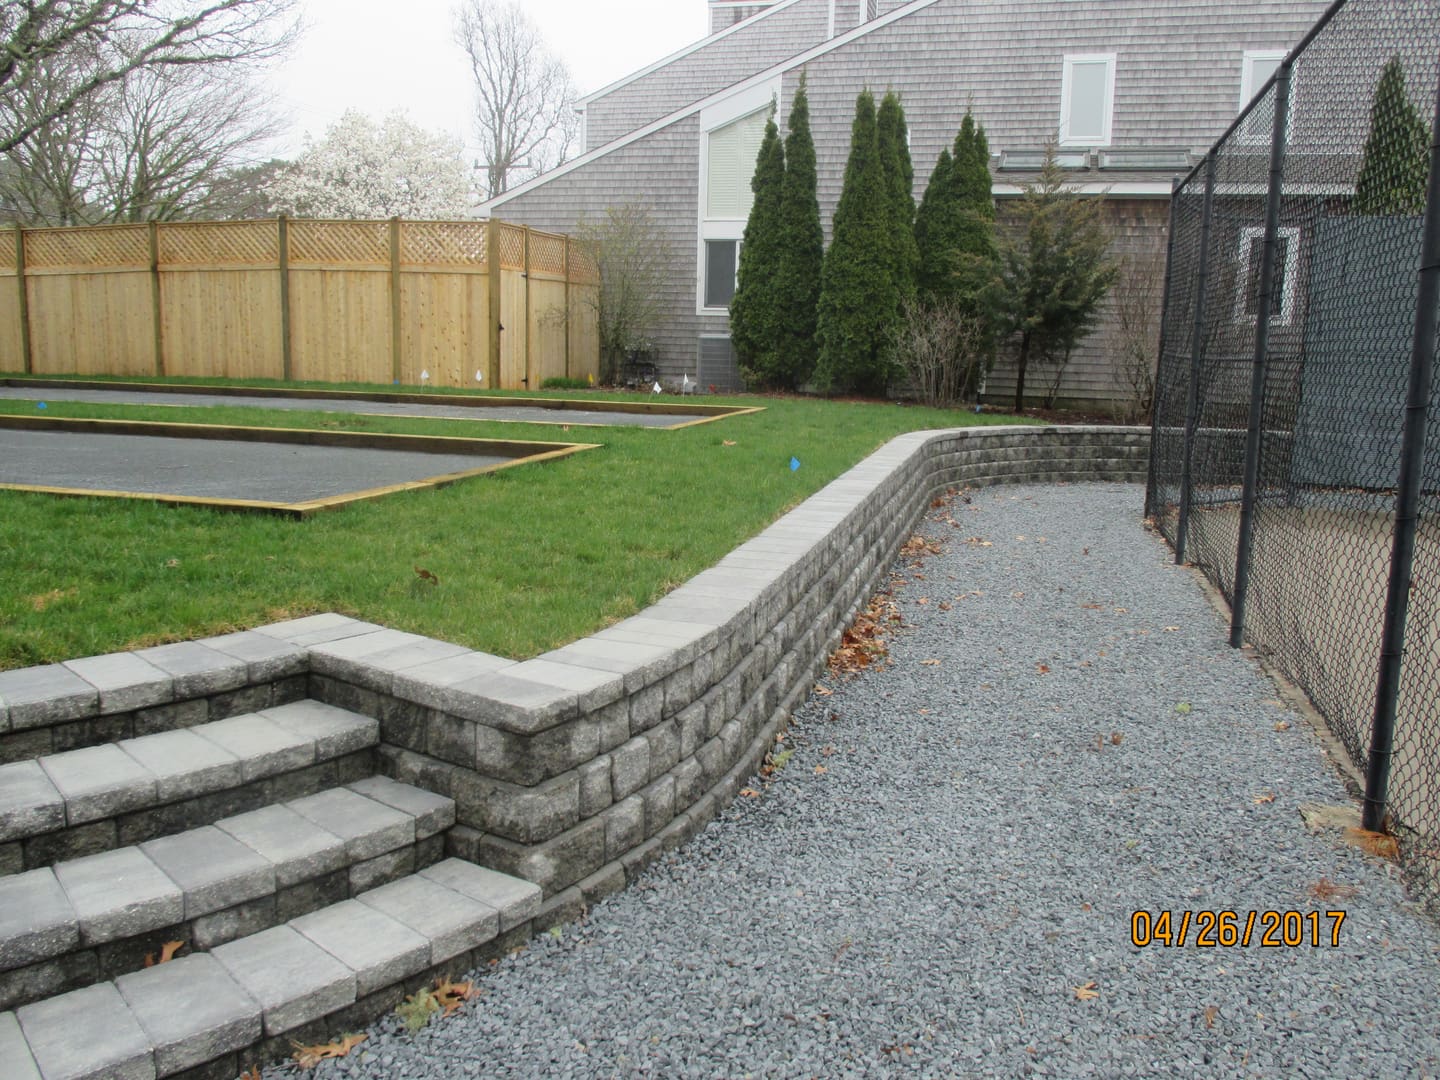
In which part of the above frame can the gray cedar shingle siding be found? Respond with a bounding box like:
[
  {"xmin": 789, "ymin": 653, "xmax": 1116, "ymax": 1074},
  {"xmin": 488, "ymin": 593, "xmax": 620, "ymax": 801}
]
[
  {"xmin": 584, "ymin": 0, "xmax": 832, "ymax": 151},
  {"xmin": 498, "ymin": 0, "xmax": 1334, "ymax": 402}
]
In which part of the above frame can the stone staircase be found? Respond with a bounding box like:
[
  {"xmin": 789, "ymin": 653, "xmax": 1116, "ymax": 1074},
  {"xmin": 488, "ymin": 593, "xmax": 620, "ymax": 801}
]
[{"xmin": 0, "ymin": 633, "xmax": 541, "ymax": 1080}]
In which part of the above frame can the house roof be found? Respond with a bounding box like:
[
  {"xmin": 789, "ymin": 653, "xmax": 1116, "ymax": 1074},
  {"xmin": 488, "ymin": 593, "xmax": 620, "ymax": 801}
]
[
  {"xmin": 484, "ymin": 0, "xmax": 943, "ymax": 213},
  {"xmin": 576, "ymin": 0, "xmax": 809, "ymax": 109}
]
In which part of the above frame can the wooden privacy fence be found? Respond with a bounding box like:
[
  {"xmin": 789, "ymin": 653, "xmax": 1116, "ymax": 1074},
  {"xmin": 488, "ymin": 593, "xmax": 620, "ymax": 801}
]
[{"xmin": 0, "ymin": 218, "xmax": 600, "ymax": 391}]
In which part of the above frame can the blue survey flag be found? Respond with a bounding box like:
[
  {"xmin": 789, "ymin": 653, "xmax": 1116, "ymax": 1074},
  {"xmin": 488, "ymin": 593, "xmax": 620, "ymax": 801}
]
[{"xmin": 789, "ymin": 456, "xmax": 800, "ymax": 472}]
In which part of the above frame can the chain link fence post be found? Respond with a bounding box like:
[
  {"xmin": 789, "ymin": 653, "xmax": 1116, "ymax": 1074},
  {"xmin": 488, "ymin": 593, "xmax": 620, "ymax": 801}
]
[
  {"xmin": 1230, "ymin": 58, "xmax": 1295, "ymax": 649},
  {"xmin": 1176, "ymin": 153, "xmax": 1218, "ymax": 566},
  {"xmin": 1363, "ymin": 74, "xmax": 1440, "ymax": 833}
]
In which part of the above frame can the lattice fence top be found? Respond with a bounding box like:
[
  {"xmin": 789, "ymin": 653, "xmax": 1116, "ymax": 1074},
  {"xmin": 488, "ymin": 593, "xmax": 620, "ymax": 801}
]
[
  {"xmin": 568, "ymin": 242, "xmax": 600, "ymax": 285},
  {"xmin": 400, "ymin": 221, "xmax": 487, "ymax": 266},
  {"xmin": 495, "ymin": 223, "xmax": 526, "ymax": 271},
  {"xmin": 159, "ymin": 221, "xmax": 279, "ymax": 267},
  {"xmin": 25, "ymin": 225, "xmax": 148, "ymax": 270},
  {"xmin": 0, "ymin": 228, "xmax": 14, "ymax": 273},
  {"xmin": 529, "ymin": 231, "xmax": 567, "ymax": 276},
  {"xmin": 288, "ymin": 220, "xmax": 390, "ymax": 266}
]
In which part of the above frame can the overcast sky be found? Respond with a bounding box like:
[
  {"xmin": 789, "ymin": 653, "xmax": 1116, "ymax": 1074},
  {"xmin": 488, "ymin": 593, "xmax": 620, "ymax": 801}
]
[{"xmin": 264, "ymin": 0, "xmax": 710, "ymax": 160}]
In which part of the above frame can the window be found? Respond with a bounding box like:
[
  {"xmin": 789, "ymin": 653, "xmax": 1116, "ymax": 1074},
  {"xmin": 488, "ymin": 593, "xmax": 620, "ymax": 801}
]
[
  {"xmin": 1234, "ymin": 226, "xmax": 1299, "ymax": 325},
  {"xmin": 705, "ymin": 240, "xmax": 739, "ymax": 308},
  {"xmin": 1060, "ymin": 54, "xmax": 1115, "ymax": 147},
  {"xmin": 706, "ymin": 108, "xmax": 770, "ymax": 219},
  {"xmin": 1239, "ymin": 50, "xmax": 1288, "ymax": 143},
  {"xmin": 1240, "ymin": 50, "xmax": 1286, "ymax": 110}
]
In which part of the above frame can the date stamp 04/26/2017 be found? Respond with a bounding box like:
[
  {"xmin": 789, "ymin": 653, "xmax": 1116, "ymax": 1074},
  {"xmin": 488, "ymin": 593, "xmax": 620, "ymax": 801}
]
[{"xmin": 1130, "ymin": 910, "xmax": 1347, "ymax": 948}]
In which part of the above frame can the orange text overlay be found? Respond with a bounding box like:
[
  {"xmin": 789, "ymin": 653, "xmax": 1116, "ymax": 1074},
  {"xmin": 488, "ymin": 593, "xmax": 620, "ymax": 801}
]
[{"xmin": 1130, "ymin": 910, "xmax": 1347, "ymax": 948}]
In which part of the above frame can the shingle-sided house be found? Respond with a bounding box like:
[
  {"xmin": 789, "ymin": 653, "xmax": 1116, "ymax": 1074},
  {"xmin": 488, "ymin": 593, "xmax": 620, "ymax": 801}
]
[{"xmin": 482, "ymin": 0, "xmax": 1333, "ymax": 406}]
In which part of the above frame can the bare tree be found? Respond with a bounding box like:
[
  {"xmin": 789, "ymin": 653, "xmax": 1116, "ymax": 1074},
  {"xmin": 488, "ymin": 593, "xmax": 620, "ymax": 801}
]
[
  {"xmin": 1106, "ymin": 250, "xmax": 1165, "ymax": 423},
  {"xmin": 574, "ymin": 203, "xmax": 672, "ymax": 385},
  {"xmin": 453, "ymin": 0, "xmax": 578, "ymax": 199},
  {"xmin": 0, "ymin": 0, "xmax": 298, "ymax": 155},
  {"xmin": 0, "ymin": 52, "xmax": 280, "ymax": 224}
]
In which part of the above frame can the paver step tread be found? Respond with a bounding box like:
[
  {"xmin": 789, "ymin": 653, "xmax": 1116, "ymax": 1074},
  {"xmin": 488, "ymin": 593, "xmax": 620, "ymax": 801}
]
[
  {"xmin": 0, "ymin": 860, "xmax": 541, "ymax": 1080},
  {"xmin": 1, "ymin": 701, "xmax": 380, "ymax": 849},
  {"xmin": 0, "ymin": 778, "xmax": 455, "ymax": 975}
]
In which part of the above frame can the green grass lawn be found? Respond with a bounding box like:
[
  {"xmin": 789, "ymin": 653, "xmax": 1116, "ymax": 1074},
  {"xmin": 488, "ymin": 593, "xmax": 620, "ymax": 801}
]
[{"xmin": 0, "ymin": 381, "xmax": 1038, "ymax": 670}]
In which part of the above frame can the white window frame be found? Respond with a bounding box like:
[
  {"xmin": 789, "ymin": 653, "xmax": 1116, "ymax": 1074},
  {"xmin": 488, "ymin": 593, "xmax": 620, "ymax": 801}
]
[
  {"xmin": 1238, "ymin": 49, "xmax": 1288, "ymax": 144},
  {"xmin": 1059, "ymin": 53, "xmax": 1115, "ymax": 148},
  {"xmin": 700, "ymin": 237, "xmax": 742, "ymax": 311},
  {"xmin": 1234, "ymin": 225, "xmax": 1300, "ymax": 326},
  {"xmin": 697, "ymin": 79, "xmax": 779, "ymax": 314}
]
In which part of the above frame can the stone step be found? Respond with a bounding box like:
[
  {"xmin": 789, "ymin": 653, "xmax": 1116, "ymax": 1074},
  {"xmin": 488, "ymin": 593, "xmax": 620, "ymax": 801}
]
[
  {"xmin": 0, "ymin": 700, "xmax": 379, "ymax": 874},
  {"xmin": 0, "ymin": 859, "xmax": 541, "ymax": 1080},
  {"xmin": 0, "ymin": 776, "xmax": 455, "ymax": 1013}
]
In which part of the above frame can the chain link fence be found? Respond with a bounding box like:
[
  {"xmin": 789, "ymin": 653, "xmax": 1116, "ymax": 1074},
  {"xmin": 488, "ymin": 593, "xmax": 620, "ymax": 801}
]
[{"xmin": 1147, "ymin": 0, "xmax": 1440, "ymax": 914}]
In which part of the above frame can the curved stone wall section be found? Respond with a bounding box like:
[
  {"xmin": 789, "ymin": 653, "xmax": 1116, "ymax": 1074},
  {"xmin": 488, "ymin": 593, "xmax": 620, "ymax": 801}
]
[{"xmin": 309, "ymin": 425, "xmax": 1150, "ymax": 924}]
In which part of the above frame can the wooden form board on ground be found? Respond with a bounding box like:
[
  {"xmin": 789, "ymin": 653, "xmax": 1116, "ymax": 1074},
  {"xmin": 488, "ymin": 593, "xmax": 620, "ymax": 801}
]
[{"xmin": 0, "ymin": 414, "xmax": 599, "ymax": 518}]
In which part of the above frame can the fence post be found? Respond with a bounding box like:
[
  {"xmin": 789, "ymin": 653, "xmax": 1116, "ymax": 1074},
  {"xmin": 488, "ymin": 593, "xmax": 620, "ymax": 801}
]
[
  {"xmin": 278, "ymin": 216, "xmax": 292, "ymax": 382},
  {"xmin": 1361, "ymin": 75, "xmax": 1440, "ymax": 833},
  {"xmin": 13, "ymin": 223, "xmax": 31, "ymax": 374},
  {"xmin": 1176, "ymin": 152, "xmax": 1218, "ymax": 565},
  {"xmin": 522, "ymin": 225, "xmax": 532, "ymax": 389},
  {"xmin": 1229, "ymin": 60, "xmax": 1293, "ymax": 648},
  {"xmin": 148, "ymin": 221, "xmax": 164, "ymax": 376},
  {"xmin": 563, "ymin": 236, "xmax": 572, "ymax": 381},
  {"xmin": 389, "ymin": 217, "xmax": 403, "ymax": 386},
  {"xmin": 486, "ymin": 218, "xmax": 502, "ymax": 388}
]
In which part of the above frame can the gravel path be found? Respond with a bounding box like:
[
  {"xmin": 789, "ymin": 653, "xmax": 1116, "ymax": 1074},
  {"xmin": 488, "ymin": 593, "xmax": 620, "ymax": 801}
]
[{"xmin": 283, "ymin": 482, "xmax": 1440, "ymax": 1080}]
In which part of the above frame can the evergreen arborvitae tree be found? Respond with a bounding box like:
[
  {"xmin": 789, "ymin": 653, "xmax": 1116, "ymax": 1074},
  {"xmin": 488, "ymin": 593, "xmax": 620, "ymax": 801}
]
[
  {"xmin": 729, "ymin": 109, "xmax": 786, "ymax": 385},
  {"xmin": 771, "ymin": 71, "xmax": 824, "ymax": 389},
  {"xmin": 1354, "ymin": 57, "xmax": 1431, "ymax": 216},
  {"xmin": 915, "ymin": 110, "xmax": 996, "ymax": 306},
  {"xmin": 877, "ymin": 90, "xmax": 918, "ymax": 306},
  {"xmin": 816, "ymin": 89, "xmax": 900, "ymax": 395},
  {"xmin": 993, "ymin": 144, "xmax": 1117, "ymax": 410}
]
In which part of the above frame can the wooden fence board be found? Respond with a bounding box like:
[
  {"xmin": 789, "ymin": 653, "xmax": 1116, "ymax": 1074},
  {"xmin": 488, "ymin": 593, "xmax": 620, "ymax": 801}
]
[
  {"xmin": 529, "ymin": 279, "xmax": 569, "ymax": 384},
  {"xmin": 28, "ymin": 272, "xmax": 155, "ymax": 375},
  {"xmin": 288, "ymin": 269, "xmax": 392, "ymax": 384},
  {"xmin": 399, "ymin": 271, "xmax": 489, "ymax": 388},
  {"xmin": 160, "ymin": 270, "xmax": 283, "ymax": 380},
  {"xmin": 499, "ymin": 267, "xmax": 528, "ymax": 389}
]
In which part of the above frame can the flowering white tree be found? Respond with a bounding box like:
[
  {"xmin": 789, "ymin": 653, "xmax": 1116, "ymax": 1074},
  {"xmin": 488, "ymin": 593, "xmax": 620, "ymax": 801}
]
[{"xmin": 266, "ymin": 110, "xmax": 474, "ymax": 219}]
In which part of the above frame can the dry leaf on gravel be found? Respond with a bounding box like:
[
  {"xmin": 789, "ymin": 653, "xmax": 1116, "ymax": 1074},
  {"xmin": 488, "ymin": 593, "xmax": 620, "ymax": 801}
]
[
  {"xmin": 1308, "ymin": 877, "xmax": 1359, "ymax": 901},
  {"xmin": 1073, "ymin": 981, "xmax": 1100, "ymax": 1001},
  {"xmin": 292, "ymin": 1034, "xmax": 366, "ymax": 1069},
  {"xmin": 1274, "ymin": 720, "xmax": 1292, "ymax": 731},
  {"xmin": 434, "ymin": 977, "xmax": 480, "ymax": 1017},
  {"xmin": 1345, "ymin": 827, "xmax": 1400, "ymax": 860},
  {"xmin": 1203, "ymin": 1005, "xmax": 1219, "ymax": 1029},
  {"xmin": 814, "ymin": 765, "xmax": 828, "ymax": 775},
  {"xmin": 740, "ymin": 788, "xmax": 761, "ymax": 798},
  {"xmin": 1253, "ymin": 793, "xmax": 1276, "ymax": 805}
]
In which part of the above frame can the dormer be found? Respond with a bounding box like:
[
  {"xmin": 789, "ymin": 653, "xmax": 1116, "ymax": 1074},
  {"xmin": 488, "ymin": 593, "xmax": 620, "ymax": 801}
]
[{"xmin": 709, "ymin": 0, "xmax": 781, "ymax": 34}]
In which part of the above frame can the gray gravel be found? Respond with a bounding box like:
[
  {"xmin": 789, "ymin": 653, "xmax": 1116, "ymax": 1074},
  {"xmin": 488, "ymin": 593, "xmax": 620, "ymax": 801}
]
[{"xmin": 276, "ymin": 482, "xmax": 1440, "ymax": 1080}]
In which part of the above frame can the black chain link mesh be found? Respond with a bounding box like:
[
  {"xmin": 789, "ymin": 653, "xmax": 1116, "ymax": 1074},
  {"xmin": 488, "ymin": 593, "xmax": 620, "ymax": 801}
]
[{"xmin": 1147, "ymin": 0, "xmax": 1440, "ymax": 914}]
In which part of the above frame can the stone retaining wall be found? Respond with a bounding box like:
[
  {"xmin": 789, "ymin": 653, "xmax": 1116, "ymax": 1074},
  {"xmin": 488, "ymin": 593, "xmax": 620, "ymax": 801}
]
[
  {"xmin": 0, "ymin": 426, "xmax": 1150, "ymax": 926},
  {"xmin": 307, "ymin": 425, "xmax": 1151, "ymax": 924}
]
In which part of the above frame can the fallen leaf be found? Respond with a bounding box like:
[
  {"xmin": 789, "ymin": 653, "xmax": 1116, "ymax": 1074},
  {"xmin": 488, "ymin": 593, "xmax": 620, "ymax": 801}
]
[
  {"xmin": 1253, "ymin": 792, "xmax": 1276, "ymax": 805},
  {"xmin": 1073, "ymin": 981, "xmax": 1100, "ymax": 1001},
  {"xmin": 964, "ymin": 537, "xmax": 993, "ymax": 547},
  {"xmin": 740, "ymin": 787, "xmax": 761, "ymax": 798},
  {"xmin": 1113, "ymin": 607, "xmax": 1129, "ymax": 614},
  {"xmin": 433, "ymin": 976, "xmax": 480, "ymax": 1017},
  {"xmin": 240, "ymin": 1069, "xmax": 262, "ymax": 1080},
  {"xmin": 292, "ymin": 1033, "xmax": 366, "ymax": 1070},
  {"xmin": 1203, "ymin": 1005, "xmax": 1219, "ymax": 1029},
  {"xmin": 396, "ymin": 989, "xmax": 440, "ymax": 1032},
  {"xmin": 922, "ymin": 658, "xmax": 942, "ymax": 666},
  {"xmin": 916, "ymin": 597, "xmax": 931, "ymax": 605},
  {"xmin": 1308, "ymin": 877, "xmax": 1359, "ymax": 901},
  {"xmin": 1345, "ymin": 827, "xmax": 1400, "ymax": 860},
  {"xmin": 723, "ymin": 439, "xmax": 737, "ymax": 447},
  {"xmin": 1081, "ymin": 602, "xmax": 1104, "ymax": 610},
  {"xmin": 821, "ymin": 745, "xmax": 836, "ymax": 756},
  {"xmin": 143, "ymin": 940, "xmax": 184, "ymax": 967},
  {"xmin": 414, "ymin": 566, "xmax": 440, "ymax": 586},
  {"xmin": 1174, "ymin": 702, "xmax": 1192, "ymax": 715},
  {"xmin": 1274, "ymin": 720, "xmax": 1292, "ymax": 731},
  {"xmin": 1163, "ymin": 626, "xmax": 1180, "ymax": 632},
  {"xmin": 1036, "ymin": 663, "xmax": 1050, "ymax": 674},
  {"xmin": 814, "ymin": 765, "xmax": 828, "ymax": 775},
  {"xmin": 938, "ymin": 601, "xmax": 952, "ymax": 611},
  {"xmin": 813, "ymin": 684, "xmax": 833, "ymax": 696},
  {"xmin": 1080, "ymin": 902, "xmax": 1092, "ymax": 912},
  {"xmin": 1110, "ymin": 732, "xmax": 1123, "ymax": 746}
]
